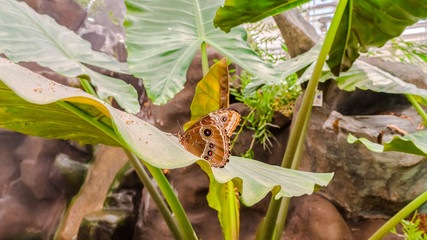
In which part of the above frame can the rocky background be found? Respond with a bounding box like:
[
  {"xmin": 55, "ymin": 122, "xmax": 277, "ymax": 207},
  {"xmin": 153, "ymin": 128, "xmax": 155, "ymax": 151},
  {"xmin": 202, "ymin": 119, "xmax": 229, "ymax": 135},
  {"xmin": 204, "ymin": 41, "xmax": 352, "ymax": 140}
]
[{"xmin": 0, "ymin": 0, "xmax": 426, "ymax": 239}]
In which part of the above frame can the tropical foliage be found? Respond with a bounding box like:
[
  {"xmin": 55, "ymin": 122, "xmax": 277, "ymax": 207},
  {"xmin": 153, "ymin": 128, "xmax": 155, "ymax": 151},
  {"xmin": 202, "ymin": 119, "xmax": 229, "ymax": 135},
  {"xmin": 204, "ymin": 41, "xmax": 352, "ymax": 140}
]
[{"xmin": 0, "ymin": 0, "xmax": 426, "ymax": 239}]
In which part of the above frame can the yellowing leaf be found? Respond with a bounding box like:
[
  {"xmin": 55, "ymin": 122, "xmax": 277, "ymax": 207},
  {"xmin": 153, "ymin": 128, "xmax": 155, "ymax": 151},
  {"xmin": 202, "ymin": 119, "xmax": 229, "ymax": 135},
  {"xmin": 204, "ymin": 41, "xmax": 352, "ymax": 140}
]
[{"xmin": 183, "ymin": 58, "xmax": 230, "ymax": 130}]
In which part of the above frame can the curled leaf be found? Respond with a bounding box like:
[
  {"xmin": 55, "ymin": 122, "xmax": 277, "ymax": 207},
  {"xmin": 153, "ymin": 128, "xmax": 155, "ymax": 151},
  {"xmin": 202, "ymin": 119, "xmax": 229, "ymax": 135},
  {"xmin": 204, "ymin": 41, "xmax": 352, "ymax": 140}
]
[
  {"xmin": 200, "ymin": 157, "xmax": 333, "ymax": 206},
  {"xmin": 348, "ymin": 132, "xmax": 427, "ymax": 157}
]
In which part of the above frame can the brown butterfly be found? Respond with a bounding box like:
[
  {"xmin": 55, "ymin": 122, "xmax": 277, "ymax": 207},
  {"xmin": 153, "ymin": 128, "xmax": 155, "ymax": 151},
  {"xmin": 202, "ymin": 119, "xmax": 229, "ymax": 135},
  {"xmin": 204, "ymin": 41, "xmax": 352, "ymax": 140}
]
[{"xmin": 179, "ymin": 108, "xmax": 241, "ymax": 168}]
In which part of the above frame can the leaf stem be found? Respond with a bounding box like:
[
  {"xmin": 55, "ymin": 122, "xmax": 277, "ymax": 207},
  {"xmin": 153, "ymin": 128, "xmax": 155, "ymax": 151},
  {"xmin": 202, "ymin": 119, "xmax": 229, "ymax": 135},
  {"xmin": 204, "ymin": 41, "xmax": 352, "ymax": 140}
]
[
  {"xmin": 79, "ymin": 78, "xmax": 98, "ymax": 97},
  {"xmin": 125, "ymin": 151, "xmax": 183, "ymax": 240},
  {"xmin": 230, "ymin": 109, "xmax": 254, "ymax": 150},
  {"xmin": 368, "ymin": 190, "xmax": 427, "ymax": 240},
  {"xmin": 272, "ymin": 111, "xmax": 310, "ymax": 240},
  {"xmin": 201, "ymin": 41, "xmax": 209, "ymax": 76},
  {"xmin": 272, "ymin": 197, "xmax": 290, "ymax": 240},
  {"xmin": 226, "ymin": 181, "xmax": 239, "ymax": 240},
  {"xmin": 145, "ymin": 163, "xmax": 198, "ymax": 240},
  {"xmin": 406, "ymin": 94, "xmax": 427, "ymax": 125},
  {"xmin": 257, "ymin": 0, "xmax": 349, "ymax": 238}
]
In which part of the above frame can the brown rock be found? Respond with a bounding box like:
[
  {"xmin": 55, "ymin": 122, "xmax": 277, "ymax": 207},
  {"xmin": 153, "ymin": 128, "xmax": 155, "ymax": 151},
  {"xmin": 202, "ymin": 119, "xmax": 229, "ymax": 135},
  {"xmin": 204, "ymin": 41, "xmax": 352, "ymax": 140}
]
[
  {"xmin": 284, "ymin": 194, "xmax": 353, "ymax": 240},
  {"xmin": 0, "ymin": 129, "xmax": 90, "ymax": 239},
  {"xmin": 298, "ymin": 79, "xmax": 427, "ymax": 218},
  {"xmin": 19, "ymin": 0, "xmax": 86, "ymax": 31},
  {"xmin": 273, "ymin": 8, "xmax": 320, "ymax": 57},
  {"xmin": 350, "ymin": 218, "xmax": 401, "ymax": 240}
]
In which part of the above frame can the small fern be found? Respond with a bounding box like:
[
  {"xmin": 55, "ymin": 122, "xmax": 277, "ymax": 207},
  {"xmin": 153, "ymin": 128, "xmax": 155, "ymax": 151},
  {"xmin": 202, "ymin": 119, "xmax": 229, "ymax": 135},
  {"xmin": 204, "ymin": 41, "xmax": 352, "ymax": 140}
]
[{"xmin": 390, "ymin": 212, "xmax": 427, "ymax": 240}]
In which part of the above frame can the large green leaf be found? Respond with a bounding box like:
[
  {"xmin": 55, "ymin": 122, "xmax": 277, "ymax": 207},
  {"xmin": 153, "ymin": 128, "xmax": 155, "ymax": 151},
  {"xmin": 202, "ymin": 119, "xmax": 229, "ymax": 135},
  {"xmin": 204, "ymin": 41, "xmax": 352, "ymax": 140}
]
[
  {"xmin": 0, "ymin": 58, "xmax": 333, "ymax": 206},
  {"xmin": 275, "ymin": 44, "xmax": 322, "ymax": 81},
  {"xmin": 0, "ymin": 57, "xmax": 196, "ymax": 168},
  {"xmin": 294, "ymin": 59, "xmax": 427, "ymax": 105},
  {"xmin": 348, "ymin": 132, "xmax": 427, "ymax": 157},
  {"xmin": 213, "ymin": 0, "xmax": 310, "ymax": 33},
  {"xmin": 326, "ymin": 0, "xmax": 353, "ymax": 75},
  {"xmin": 201, "ymin": 157, "xmax": 333, "ymax": 206},
  {"xmin": 334, "ymin": 60, "xmax": 427, "ymax": 99},
  {"xmin": 0, "ymin": 0, "xmax": 140, "ymax": 113},
  {"xmin": 246, "ymin": 43, "xmax": 322, "ymax": 91},
  {"xmin": 212, "ymin": 0, "xmax": 427, "ymax": 77},
  {"xmin": 296, "ymin": 60, "xmax": 334, "ymax": 86},
  {"xmin": 327, "ymin": 0, "xmax": 427, "ymax": 75},
  {"xmin": 125, "ymin": 0, "xmax": 280, "ymax": 105}
]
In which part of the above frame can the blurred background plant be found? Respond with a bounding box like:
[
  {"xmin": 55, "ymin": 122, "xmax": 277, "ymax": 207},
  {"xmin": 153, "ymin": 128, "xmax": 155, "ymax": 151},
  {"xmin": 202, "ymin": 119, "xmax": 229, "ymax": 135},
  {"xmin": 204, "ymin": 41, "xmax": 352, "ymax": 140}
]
[
  {"xmin": 229, "ymin": 19, "xmax": 301, "ymax": 158},
  {"xmin": 245, "ymin": 18, "xmax": 290, "ymax": 65},
  {"xmin": 368, "ymin": 38, "xmax": 427, "ymax": 73}
]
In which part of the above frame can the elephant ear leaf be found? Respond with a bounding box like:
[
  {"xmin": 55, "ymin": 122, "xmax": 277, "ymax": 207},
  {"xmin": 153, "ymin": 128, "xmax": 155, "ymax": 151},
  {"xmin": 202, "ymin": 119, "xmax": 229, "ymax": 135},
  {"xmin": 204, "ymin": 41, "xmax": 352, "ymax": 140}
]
[
  {"xmin": 213, "ymin": 0, "xmax": 310, "ymax": 33},
  {"xmin": 125, "ymin": 0, "xmax": 279, "ymax": 105},
  {"xmin": 1, "ymin": 57, "xmax": 334, "ymax": 207},
  {"xmin": 327, "ymin": 0, "xmax": 427, "ymax": 75},
  {"xmin": 0, "ymin": 57, "xmax": 198, "ymax": 169},
  {"xmin": 0, "ymin": 0, "xmax": 140, "ymax": 114}
]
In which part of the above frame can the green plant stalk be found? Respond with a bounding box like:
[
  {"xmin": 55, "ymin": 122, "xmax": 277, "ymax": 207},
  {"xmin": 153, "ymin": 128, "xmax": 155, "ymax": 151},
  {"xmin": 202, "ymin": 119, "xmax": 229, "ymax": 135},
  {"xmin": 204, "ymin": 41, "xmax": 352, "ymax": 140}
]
[
  {"xmin": 223, "ymin": 59, "xmax": 239, "ymax": 240},
  {"xmin": 201, "ymin": 41, "xmax": 209, "ymax": 76},
  {"xmin": 226, "ymin": 181, "xmax": 239, "ymax": 240},
  {"xmin": 230, "ymin": 109, "xmax": 254, "ymax": 150},
  {"xmin": 126, "ymin": 151, "xmax": 183, "ymax": 240},
  {"xmin": 406, "ymin": 94, "xmax": 427, "ymax": 124},
  {"xmin": 368, "ymin": 190, "xmax": 427, "ymax": 240},
  {"xmin": 257, "ymin": 0, "xmax": 349, "ymax": 239},
  {"xmin": 145, "ymin": 162, "xmax": 198, "ymax": 240},
  {"xmin": 79, "ymin": 78, "xmax": 98, "ymax": 97},
  {"xmin": 272, "ymin": 111, "xmax": 310, "ymax": 240},
  {"xmin": 56, "ymin": 100, "xmax": 197, "ymax": 240},
  {"xmin": 272, "ymin": 197, "xmax": 290, "ymax": 240}
]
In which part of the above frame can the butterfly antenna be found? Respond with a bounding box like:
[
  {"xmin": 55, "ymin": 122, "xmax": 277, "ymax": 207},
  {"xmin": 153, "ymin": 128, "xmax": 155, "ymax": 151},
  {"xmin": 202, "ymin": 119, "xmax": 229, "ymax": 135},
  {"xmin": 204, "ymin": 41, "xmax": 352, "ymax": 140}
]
[{"xmin": 174, "ymin": 120, "xmax": 183, "ymax": 138}]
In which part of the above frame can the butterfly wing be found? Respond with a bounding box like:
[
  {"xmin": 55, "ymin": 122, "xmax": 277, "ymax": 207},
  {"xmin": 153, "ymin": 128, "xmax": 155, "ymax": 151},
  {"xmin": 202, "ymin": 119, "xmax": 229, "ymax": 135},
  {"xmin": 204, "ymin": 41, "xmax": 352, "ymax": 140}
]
[
  {"xmin": 180, "ymin": 115, "xmax": 230, "ymax": 167},
  {"xmin": 179, "ymin": 108, "xmax": 240, "ymax": 168},
  {"xmin": 207, "ymin": 108, "xmax": 240, "ymax": 138}
]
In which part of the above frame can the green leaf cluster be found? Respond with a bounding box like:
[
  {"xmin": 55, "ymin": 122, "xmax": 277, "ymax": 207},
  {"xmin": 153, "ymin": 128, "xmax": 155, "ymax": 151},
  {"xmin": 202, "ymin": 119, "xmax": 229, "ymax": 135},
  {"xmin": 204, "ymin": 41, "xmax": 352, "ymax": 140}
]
[
  {"xmin": 0, "ymin": 0, "xmax": 140, "ymax": 113},
  {"xmin": 214, "ymin": 0, "xmax": 427, "ymax": 77},
  {"xmin": 0, "ymin": 57, "xmax": 333, "ymax": 209},
  {"xmin": 2, "ymin": 0, "xmax": 427, "ymax": 239},
  {"xmin": 368, "ymin": 38, "xmax": 427, "ymax": 72},
  {"xmin": 125, "ymin": 0, "xmax": 280, "ymax": 105}
]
